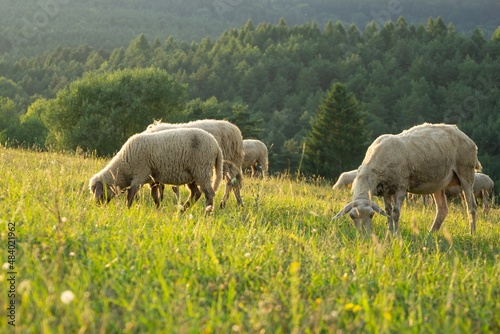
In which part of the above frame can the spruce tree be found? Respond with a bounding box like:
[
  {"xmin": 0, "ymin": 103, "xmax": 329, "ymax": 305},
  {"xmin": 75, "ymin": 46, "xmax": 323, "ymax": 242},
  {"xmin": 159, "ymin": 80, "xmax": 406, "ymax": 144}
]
[{"xmin": 304, "ymin": 82, "xmax": 368, "ymax": 179}]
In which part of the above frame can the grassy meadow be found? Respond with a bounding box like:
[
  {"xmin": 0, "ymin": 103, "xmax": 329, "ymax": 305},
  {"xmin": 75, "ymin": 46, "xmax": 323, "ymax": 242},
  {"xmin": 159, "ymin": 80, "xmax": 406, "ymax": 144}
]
[{"xmin": 0, "ymin": 147, "xmax": 499, "ymax": 333}]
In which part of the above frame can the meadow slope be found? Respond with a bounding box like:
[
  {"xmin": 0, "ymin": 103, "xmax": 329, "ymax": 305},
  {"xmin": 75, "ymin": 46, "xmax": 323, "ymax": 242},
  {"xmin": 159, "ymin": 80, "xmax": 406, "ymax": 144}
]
[{"xmin": 0, "ymin": 147, "xmax": 499, "ymax": 333}]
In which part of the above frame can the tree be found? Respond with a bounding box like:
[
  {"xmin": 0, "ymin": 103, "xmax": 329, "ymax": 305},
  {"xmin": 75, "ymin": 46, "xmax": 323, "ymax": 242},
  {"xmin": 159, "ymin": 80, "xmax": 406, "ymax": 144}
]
[
  {"xmin": 492, "ymin": 27, "xmax": 500, "ymax": 42},
  {"xmin": 0, "ymin": 97, "xmax": 20, "ymax": 145},
  {"xmin": 304, "ymin": 83, "xmax": 368, "ymax": 179},
  {"xmin": 18, "ymin": 98, "xmax": 51, "ymax": 148},
  {"xmin": 124, "ymin": 34, "xmax": 152, "ymax": 68},
  {"xmin": 42, "ymin": 68, "xmax": 187, "ymax": 156}
]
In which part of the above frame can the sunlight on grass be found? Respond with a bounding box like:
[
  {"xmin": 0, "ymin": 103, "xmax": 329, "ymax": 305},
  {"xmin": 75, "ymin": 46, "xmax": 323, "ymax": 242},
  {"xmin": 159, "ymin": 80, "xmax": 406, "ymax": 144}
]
[{"xmin": 0, "ymin": 147, "xmax": 499, "ymax": 333}]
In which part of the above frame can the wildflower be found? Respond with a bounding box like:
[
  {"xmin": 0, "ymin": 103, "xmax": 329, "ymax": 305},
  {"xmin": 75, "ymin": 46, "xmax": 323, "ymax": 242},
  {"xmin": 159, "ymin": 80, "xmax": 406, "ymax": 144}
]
[
  {"xmin": 345, "ymin": 303, "xmax": 362, "ymax": 313},
  {"xmin": 60, "ymin": 290, "xmax": 75, "ymax": 304},
  {"xmin": 345, "ymin": 303, "xmax": 355, "ymax": 311}
]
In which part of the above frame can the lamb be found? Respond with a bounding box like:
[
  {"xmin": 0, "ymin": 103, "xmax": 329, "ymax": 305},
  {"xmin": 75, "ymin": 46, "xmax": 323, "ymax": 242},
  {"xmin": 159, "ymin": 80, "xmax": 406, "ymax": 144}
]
[
  {"xmin": 243, "ymin": 139, "xmax": 269, "ymax": 178},
  {"xmin": 89, "ymin": 128, "xmax": 223, "ymax": 213},
  {"xmin": 446, "ymin": 172, "xmax": 494, "ymax": 213},
  {"xmin": 145, "ymin": 119, "xmax": 244, "ymax": 207},
  {"xmin": 332, "ymin": 170, "xmax": 357, "ymax": 190},
  {"xmin": 334, "ymin": 123, "xmax": 481, "ymax": 235}
]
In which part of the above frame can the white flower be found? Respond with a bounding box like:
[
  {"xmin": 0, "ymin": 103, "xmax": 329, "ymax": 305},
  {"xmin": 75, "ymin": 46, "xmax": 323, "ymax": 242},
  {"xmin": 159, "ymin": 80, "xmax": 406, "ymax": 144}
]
[{"xmin": 60, "ymin": 290, "xmax": 75, "ymax": 304}]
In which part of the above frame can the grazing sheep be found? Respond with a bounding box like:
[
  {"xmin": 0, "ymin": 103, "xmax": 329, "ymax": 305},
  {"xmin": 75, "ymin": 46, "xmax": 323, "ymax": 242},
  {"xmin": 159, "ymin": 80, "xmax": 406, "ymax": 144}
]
[
  {"xmin": 145, "ymin": 119, "xmax": 244, "ymax": 207},
  {"xmin": 89, "ymin": 128, "xmax": 223, "ymax": 213},
  {"xmin": 332, "ymin": 170, "xmax": 357, "ymax": 190},
  {"xmin": 446, "ymin": 172, "xmax": 494, "ymax": 213},
  {"xmin": 243, "ymin": 139, "xmax": 269, "ymax": 178},
  {"xmin": 334, "ymin": 123, "xmax": 481, "ymax": 235}
]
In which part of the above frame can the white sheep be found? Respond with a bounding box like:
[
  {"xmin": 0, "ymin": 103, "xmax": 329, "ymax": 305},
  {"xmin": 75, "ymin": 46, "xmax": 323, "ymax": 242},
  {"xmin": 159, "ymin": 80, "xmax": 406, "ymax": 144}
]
[
  {"xmin": 334, "ymin": 123, "xmax": 481, "ymax": 235},
  {"xmin": 243, "ymin": 139, "xmax": 269, "ymax": 178},
  {"xmin": 446, "ymin": 172, "xmax": 494, "ymax": 213},
  {"xmin": 145, "ymin": 119, "xmax": 244, "ymax": 207},
  {"xmin": 89, "ymin": 128, "xmax": 223, "ymax": 213},
  {"xmin": 332, "ymin": 170, "xmax": 357, "ymax": 190}
]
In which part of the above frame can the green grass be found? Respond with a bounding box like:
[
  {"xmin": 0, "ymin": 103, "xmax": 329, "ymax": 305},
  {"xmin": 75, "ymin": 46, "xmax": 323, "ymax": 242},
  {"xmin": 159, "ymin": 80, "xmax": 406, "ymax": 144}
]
[{"xmin": 1, "ymin": 147, "xmax": 499, "ymax": 333}]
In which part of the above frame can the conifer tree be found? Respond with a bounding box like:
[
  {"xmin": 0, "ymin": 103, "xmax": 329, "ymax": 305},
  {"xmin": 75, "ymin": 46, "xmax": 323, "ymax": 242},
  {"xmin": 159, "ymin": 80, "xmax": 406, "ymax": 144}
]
[{"xmin": 304, "ymin": 83, "xmax": 368, "ymax": 179}]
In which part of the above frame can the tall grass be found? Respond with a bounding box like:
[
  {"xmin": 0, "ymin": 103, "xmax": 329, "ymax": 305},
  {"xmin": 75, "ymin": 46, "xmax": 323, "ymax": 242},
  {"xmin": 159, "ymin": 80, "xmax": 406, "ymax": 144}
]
[{"xmin": 0, "ymin": 147, "xmax": 499, "ymax": 333}]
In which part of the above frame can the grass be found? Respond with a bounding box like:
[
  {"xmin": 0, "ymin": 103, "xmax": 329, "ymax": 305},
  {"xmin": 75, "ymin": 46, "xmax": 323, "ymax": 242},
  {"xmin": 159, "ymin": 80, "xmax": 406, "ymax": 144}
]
[{"xmin": 0, "ymin": 147, "xmax": 499, "ymax": 333}]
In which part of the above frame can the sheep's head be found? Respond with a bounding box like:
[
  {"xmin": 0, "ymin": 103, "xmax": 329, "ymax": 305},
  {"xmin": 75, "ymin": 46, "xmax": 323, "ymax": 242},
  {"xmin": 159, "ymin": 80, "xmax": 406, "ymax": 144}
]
[
  {"xmin": 89, "ymin": 179, "xmax": 116, "ymax": 204},
  {"xmin": 223, "ymin": 160, "xmax": 244, "ymax": 188},
  {"xmin": 145, "ymin": 119, "xmax": 163, "ymax": 131},
  {"xmin": 334, "ymin": 199, "xmax": 389, "ymax": 233}
]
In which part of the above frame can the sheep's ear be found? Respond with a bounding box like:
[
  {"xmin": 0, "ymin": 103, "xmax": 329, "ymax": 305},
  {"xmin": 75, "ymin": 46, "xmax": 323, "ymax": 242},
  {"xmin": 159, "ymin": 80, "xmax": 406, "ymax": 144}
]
[
  {"xmin": 334, "ymin": 202, "xmax": 354, "ymax": 219},
  {"xmin": 370, "ymin": 202, "xmax": 390, "ymax": 217}
]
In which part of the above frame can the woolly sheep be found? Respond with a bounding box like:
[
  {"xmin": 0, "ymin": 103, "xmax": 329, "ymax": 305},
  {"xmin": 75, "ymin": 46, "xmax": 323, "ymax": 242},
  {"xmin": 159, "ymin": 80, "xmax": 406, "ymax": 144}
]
[
  {"xmin": 446, "ymin": 172, "xmax": 494, "ymax": 213},
  {"xmin": 145, "ymin": 119, "xmax": 244, "ymax": 207},
  {"xmin": 243, "ymin": 139, "xmax": 269, "ymax": 178},
  {"xmin": 334, "ymin": 123, "xmax": 481, "ymax": 235},
  {"xmin": 332, "ymin": 170, "xmax": 357, "ymax": 190},
  {"xmin": 89, "ymin": 128, "xmax": 223, "ymax": 213}
]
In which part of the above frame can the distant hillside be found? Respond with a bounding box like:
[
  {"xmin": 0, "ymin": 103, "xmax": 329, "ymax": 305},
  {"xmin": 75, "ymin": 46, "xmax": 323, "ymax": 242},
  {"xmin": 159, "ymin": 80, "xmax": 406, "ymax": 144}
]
[{"xmin": 1, "ymin": 0, "xmax": 499, "ymax": 57}]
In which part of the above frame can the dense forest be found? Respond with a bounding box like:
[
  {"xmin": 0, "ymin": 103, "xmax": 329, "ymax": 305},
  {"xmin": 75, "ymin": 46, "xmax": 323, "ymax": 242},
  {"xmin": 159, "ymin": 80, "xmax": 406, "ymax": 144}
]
[
  {"xmin": 1, "ymin": 0, "xmax": 499, "ymax": 57},
  {"xmin": 1, "ymin": 8, "xmax": 500, "ymax": 187}
]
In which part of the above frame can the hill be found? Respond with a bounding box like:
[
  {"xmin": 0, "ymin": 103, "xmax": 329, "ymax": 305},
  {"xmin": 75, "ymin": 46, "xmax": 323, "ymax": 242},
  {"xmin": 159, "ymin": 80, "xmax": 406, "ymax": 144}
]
[
  {"xmin": 1, "ymin": 147, "xmax": 500, "ymax": 332},
  {"xmin": 1, "ymin": 0, "xmax": 499, "ymax": 57}
]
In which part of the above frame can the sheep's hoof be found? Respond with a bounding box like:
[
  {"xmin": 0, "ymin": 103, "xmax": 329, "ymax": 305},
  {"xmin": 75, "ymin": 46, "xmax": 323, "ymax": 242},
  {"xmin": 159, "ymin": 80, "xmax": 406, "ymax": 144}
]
[{"xmin": 205, "ymin": 205, "xmax": 214, "ymax": 215}]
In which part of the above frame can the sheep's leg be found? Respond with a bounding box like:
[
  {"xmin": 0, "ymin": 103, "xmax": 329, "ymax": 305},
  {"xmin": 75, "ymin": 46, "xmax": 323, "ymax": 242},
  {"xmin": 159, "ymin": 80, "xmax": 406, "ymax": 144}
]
[
  {"xmin": 251, "ymin": 163, "xmax": 258, "ymax": 178},
  {"xmin": 182, "ymin": 182, "xmax": 202, "ymax": 211},
  {"xmin": 171, "ymin": 185, "xmax": 180, "ymax": 204},
  {"xmin": 482, "ymin": 191, "xmax": 490, "ymax": 214},
  {"xmin": 383, "ymin": 195, "xmax": 395, "ymax": 232},
  {"xmin": 157, "ymin": 184, "xmax": 164, "ymax": 202},
  {"xmin": 477, "ymin": 190, "xmax": 487, "ymax": 213},
  {"xmin": 430, "ymin": 189, "xmax": 449, "ymax": 232},
  {"xmin": 150, "ymin": 183, "xmax": 162, "ymax": 208},
  {"xmin": 201, "ymin": 186, "xmax": 216, "ymax": 214},
  {"xmin": 460, "ymin": 184, "xmax": 477, "ymax": 234},
  {"xmin": 220, "ymin": 163, "xmax": 244, "ymax": 208},
  {"xmin": 391, "ymin": 191, "xmax": 406, "ymax": 233},
  {"xmin": 127, "ymin": 184, "xmax": 141, "ymax": 208},
  {"xmin": 219, "ymin": 183, "xmax": 231, "ymax": 208},
  {"xmin": 232, "ymin": 181, "xmax": 244, "ymax": 206}
]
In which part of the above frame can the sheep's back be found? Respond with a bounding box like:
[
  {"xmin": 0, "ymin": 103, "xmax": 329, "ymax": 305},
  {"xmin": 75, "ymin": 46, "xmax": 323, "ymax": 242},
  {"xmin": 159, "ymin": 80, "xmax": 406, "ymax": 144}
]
[
  {"xmin": 146, "ymin": 120, "xmax": 244, "ymax": 166},
  {"xmin": 130, "ymin": 129, "xmax": 221, "ymax": 184},
  {"xmin": 357, "ymin": 123, "xmax": 478, "ymax": 195}
]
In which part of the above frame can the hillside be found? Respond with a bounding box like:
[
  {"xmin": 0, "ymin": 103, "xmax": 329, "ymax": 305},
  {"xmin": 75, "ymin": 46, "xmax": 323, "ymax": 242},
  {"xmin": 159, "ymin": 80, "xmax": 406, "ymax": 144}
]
[
  {"xmin": 1, "ymin": 147, "xmax": 499, "ymax": 332},
  {"xmin": 1, "ymin": 0, "xmax": 499, "ymax": 57}
]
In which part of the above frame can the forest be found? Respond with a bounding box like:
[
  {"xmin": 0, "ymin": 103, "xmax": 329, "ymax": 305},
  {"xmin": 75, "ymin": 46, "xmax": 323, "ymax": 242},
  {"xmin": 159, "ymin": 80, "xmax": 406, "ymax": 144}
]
[{"xmin": 1, "ymin": 10, "xmax": 500, "ymax": 188}]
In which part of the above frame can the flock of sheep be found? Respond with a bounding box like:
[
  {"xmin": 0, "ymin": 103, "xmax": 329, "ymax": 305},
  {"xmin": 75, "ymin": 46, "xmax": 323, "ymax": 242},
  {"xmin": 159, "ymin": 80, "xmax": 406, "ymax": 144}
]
[
  {"xmin": 89, "ymin": 119, "xmax": 268, "ymax": 214},
  {"xmin": 90, "ymin": 121, "xmax": 490, "ymax": 235}
]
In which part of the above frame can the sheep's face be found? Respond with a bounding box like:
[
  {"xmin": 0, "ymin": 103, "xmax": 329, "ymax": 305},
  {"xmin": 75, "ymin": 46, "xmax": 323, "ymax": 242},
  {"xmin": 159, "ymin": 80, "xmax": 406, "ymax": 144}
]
[
  {"xmin": 334, "ymin": 199, "xmax": 388, "ymax": 233},
  {"xmin": 90, "ymin": 181, "xmax": 116, "ymax": 204}
]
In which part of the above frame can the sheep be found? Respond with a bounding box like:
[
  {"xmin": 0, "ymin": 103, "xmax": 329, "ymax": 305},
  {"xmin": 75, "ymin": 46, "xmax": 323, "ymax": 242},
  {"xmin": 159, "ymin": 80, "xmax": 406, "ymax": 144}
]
[
  {"xmin": 89, "ymin": 128, "xmax": 223, "ymax": 213},
  {"xmin": 332, "ymin": 170, "xmax": 357, "ymax": 190},
  {"xmin": 334, "ymin": 123, "xmax": 481, "ymax": 235},
  {"xmin": 145, "ymin": 119, "xmax": 244, "ymax": 207},
  {"xmin": 446, "ymin": 172, "xmax": 494, "ymax": 213},
  {"xmin": 243, "ymin": 139, "xmax": 269, "ymax": 178}
]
